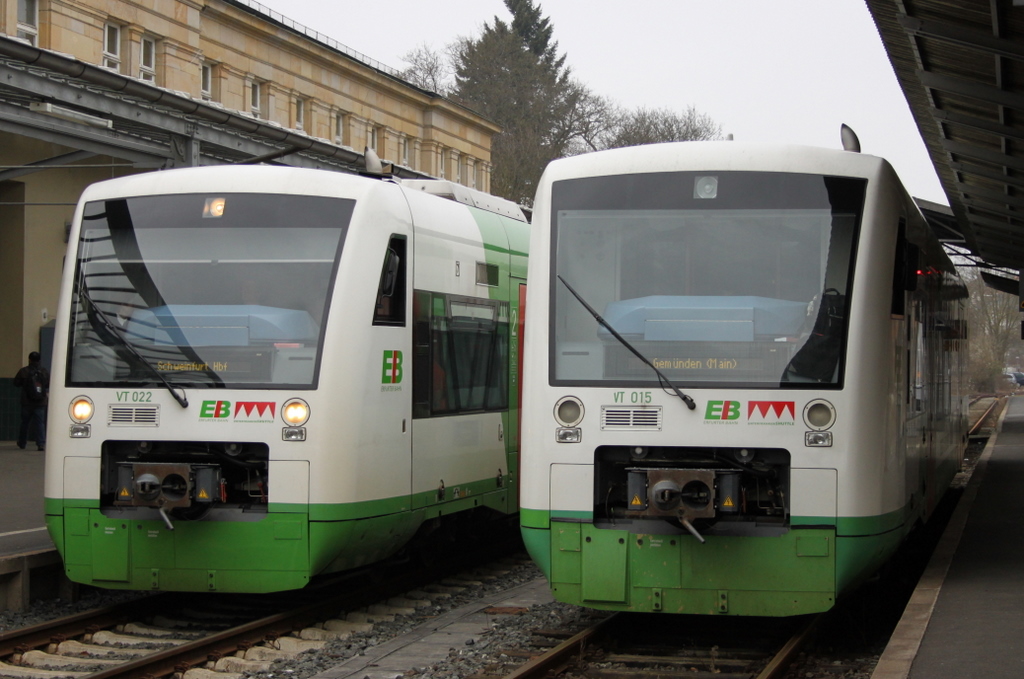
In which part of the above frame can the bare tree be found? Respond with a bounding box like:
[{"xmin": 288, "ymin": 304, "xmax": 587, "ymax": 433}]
[
  {"xmin": 601, "ymin": 106, "xmax": 722, "ymax": 149},
  {"xmin": 399, "ymin": 44, "xmax": 453, "ymax": 94},
  {"xmin": 963, "ymin": 268, "xmax": 1020, "ymax": 391}
]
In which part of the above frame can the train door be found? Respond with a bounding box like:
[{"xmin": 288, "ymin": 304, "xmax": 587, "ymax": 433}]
[
  {"xmin": 371, "ymin": 234, "xmax": 413, "ymax": 508},
  {"xmin": 509, "ymin": 279, "xmax": 526, "ymax": 511}
]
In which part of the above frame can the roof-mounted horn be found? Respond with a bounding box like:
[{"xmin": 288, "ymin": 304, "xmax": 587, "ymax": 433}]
[{"xmin": 840, "ymin": 124, "xmax": 861, "ymax": 153}]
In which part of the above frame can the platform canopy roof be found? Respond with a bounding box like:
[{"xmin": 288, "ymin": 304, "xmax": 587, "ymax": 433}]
[{"xmin": 868, "ymin": 0, "xmax": 1024, "ymax": 278}]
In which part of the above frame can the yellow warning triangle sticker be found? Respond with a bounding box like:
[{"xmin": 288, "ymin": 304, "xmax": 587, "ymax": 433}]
[
  {"xmin": 119, "ymin": 487, "xmax": 131, "ymax": 497},
  {"xmin": 198, "ymin": 489, "xmax": 209, "ymax": 499},
  {"xmin": 631, "ymin": 495, "xmax": 643, "ymax": 506},
  {"xmin": 723, "ymin": 496, "xmax": 735, "ymax": 508}
]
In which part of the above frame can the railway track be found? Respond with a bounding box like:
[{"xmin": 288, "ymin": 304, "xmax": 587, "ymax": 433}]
[
  {"xmin": 0, "ymin": 535, "xmax": 524, "ymax": 679},
  {"xmin": 486, "ymin": 612, "xmax": 820, "ymax": 679}
]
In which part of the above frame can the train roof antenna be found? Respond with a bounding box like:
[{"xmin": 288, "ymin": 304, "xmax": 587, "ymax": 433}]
[
  {"xmin": 363, "ymin": 147, "xmax": 383, "ymax": 175},
  {"xmin": 840, "ymin": 124, "xmax": 861, "ymax": 153}
]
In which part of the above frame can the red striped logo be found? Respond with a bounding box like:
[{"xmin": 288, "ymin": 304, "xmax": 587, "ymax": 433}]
[
  {"xmin": 747, "ymin": 401, "xmax": 795, "ymax": 421},
  {"xmin": 234, "ymin": 401, "xmax": 276, "ymax": 421}
]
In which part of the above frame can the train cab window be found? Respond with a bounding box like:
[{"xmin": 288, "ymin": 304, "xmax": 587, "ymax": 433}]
[{"xmin": 373, "ymin": 237, "xmax": 407, "ymax": 326}]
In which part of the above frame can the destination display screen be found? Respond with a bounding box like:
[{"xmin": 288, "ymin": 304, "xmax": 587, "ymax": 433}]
[
  {"xmin": 550, "ymin": 171, "xmax": 865, "ymax": 388},
  {"xmin": 68, "ymin": 192, "xmax": 352, "ymax": 389}
]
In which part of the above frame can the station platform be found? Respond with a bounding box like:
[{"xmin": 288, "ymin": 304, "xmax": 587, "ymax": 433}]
[
  {"xmin": 873, "ymin": 394, "xmax": 1024, "ymax": 679},
  {"xmin": 0, "ymin": 440, "xmax": 52, "ymax": 557}
]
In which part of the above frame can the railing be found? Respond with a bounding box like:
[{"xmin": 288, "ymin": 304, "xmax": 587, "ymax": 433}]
[{"xmin": 227, "ymin": 0, "xmax": 404, "ymax": 78}]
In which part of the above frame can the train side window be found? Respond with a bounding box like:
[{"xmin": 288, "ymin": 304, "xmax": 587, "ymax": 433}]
[
  {"xmin": 412, "ymin": 292, "xmax": 509, "ymax": 418},
  {"xmin": 891, "ymin": 218, "xmax": 918, "ymax": 318},
  {"xmin": 373, "ymin": 237, "xmax": 407, "ymax": 326}
]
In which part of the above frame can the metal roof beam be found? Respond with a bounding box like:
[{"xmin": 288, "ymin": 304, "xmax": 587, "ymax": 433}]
[
  {"xmin": 963, "ymin": 200, "xmax": 1024, "ymax": 223},
  {"xmin": 0, "ymin": 102, "xmax": 169, "ymax": 163},
  {"xmin": 958, "ymin": 182, "xmax": 1024, "ymax": 210},
  {"xmin": 950, "ymin": 160, "xmax": 1024, "ymax": 189},
  {"xmin": 936, "ymin": 109, "xmax": 1024, "ymax": 143},
  {"xmin": 0, "ymin": 149, "xmax": 95, "ymax": 182},
  {"xmin": 967, "ymin": 213, "xmax": 1024, "ymax": 234},
  {"xmin": 942, "ymin": 139, "xmax": 1024, "ymax": 173},
  {"xmin": 898, "ymin": 15, "xmax": 1024, "ymax": 61},
  {"xmin": 918, "ymin": 70, "xmax": 1024, "ymax": 111},
  {"xmin": 0, "ymin": 65, "xmax": 312, "ymax": 165}
]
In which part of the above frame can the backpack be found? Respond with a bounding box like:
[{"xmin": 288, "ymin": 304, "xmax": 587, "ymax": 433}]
[{"xmin": 23, "ymin": 367, "xmax": 45, "ymax": 402}]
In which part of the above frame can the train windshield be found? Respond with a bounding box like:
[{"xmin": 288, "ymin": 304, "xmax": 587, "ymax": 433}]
[
  {"xmin": 550, "ymin": 171, "xmax": 865, "ymax": 388},
  {"xmin": 68, "ymin": 193, "xmax": 352, "ymax": 389}
]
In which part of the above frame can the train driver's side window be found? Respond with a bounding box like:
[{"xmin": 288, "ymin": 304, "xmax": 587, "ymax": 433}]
[{"xmin": 373, "ymin": 236, "xmax": 407, "ymax": 326}]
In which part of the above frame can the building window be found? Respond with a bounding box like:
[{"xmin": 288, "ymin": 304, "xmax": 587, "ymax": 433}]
[
  {"xmin": 16, "ymin": 0, "xmax": 38, "ymax": 46},
  {"xmin": 201, "ymin": 62, "xmax": 213, "ymax": 101},
  {"xmin": 368, "ymin": 125, "xmax": 379, "ymax": 154},
  {"xmin": 103, "ymin": 24, "xmax": 121, "ymax": 72},
  {"xmin": 139, "ymin": 37, "xmax": 156, "ymax": 82},
  {"xmin": 295, "ymin": 98, "xmax": 305, "ymax": 130},
  {"xmin": 249, "ymin": 81, "xmax": 261, "ymax": 118},
  {"xmin": 438, "ymin": 146, "xmax": 446, "ymax": 178},
  {"xmin": 401, "ymin": 137, "xmax": 409, "ymax": 166}
]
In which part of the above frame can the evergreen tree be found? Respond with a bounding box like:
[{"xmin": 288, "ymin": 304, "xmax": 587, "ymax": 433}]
[
  {"xmin": 402, "ymin": 0, "xmax": 722, "ymax": 205},
  {"xmin": 452, "ymin": 0, "xmax": 575, "ymax": 205}
]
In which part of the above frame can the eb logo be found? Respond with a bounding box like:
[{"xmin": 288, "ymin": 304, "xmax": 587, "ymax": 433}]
[
  {"xmin": 382, "ymin": 350, "xmax": 403, "ymax": 384},
  {"xmin": 705, "ymin": 400, "xmax": 741, "ymax": 420},
  {"xmin": 200, "ymin": 400, "xmax": 231, "ymax": 418}
]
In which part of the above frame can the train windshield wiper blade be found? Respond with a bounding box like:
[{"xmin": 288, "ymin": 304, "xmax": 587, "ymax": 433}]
[
  {"xmin": 77, "ymin": 286, "xmax": 189, "ymax": 409},
  {"xmin": 557, "ymin": 275, "xmax": 696, "ymax": 410}
]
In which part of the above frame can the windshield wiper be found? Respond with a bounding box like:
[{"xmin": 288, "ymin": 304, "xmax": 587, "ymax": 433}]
[
  {"xmin": 77, "ymin": 286, "xmax": 189, "ymax": 409},
  {"xmin": 558, "ymin": 275, "xmax": 696, "ymax": 410}
]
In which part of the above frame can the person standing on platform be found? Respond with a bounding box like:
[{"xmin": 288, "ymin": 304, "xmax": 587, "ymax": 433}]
[{"xmin": 13, "ymin": 351, "xmax": 48, "ymax": 451}]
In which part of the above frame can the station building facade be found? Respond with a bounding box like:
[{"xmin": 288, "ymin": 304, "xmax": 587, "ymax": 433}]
[{"xmin": 0, "ymin": 0, "xmax": 499, "ymax": 437}]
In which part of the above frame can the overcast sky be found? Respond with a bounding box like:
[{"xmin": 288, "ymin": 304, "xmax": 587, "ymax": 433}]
[{"xmin": 252, "ymin": 0, "xmax": 946, "ymax": 204}]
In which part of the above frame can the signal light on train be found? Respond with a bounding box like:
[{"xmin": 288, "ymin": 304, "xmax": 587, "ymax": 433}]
[
  {"xmin": 694, "ymin": 176, "xmax": 719, "ymax": 199},
  {"xmin": 554, "ymin": 396, "xmax": 584, "ymax": 427},
  {"xmin": 203, "ymin": 197, "xmax": 226, "ymax": 218},
  {"xmin": 69, "ymin": 396, "xmax": 94, "ymax": 423},
  {"xmin": 805, "ymin": 431, "xmax": 833, "ymax": 447},
  {"xmin": 803, "ymin": 399, "xmax": 836, "ymax": 431},
  {"xmin": 282, "ymin": 398, "xmax": 310, "ymax": 426}
]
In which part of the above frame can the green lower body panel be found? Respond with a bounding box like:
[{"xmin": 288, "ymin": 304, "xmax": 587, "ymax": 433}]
[
  {"xmin": 51, "ymin": 508, "xmax": 312, "ymax": 592},
  {"xmin": 542, "ymin": 521, "xmax": 838, "ymax": 616},
  {"xmin": 49, "ymin": 487, "xmax": 512, "ymax": 593}
]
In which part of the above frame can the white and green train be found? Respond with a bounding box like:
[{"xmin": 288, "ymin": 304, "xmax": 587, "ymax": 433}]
[
  {"xmin": 519, "ymin": 139, "xmax": 968, "ymax": 616},
  {"xmin": 45, "ymin": 165, "xmax": 529, "ymax": 593}
]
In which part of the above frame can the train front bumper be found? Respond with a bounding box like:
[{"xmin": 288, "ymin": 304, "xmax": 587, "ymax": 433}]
[
  {"xmin": 524, "ymin": 521, "xmax": 838, "ymax": 616},
  {"xmin": 48, "ymin": 507, "xmax": 311, "ymax": 593}
]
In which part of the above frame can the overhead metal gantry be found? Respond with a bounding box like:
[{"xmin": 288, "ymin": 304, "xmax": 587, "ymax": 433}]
[{"xmin": 868, "ymin": 0, "xmax": 1024, "ymax": 283}]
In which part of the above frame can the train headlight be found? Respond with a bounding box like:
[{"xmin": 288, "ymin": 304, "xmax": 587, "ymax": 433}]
[
  {"xmin": 69, "ymin": 396, "xmax": 94, "ymax": 423},
  {"xmin": 554, "ymin": 396, "xmax": 584, "ymax": 427},
  {"xmin": 802, "ymin": 399, "xmax": 836, "ymax": 431},
  {"xmin": 556, "ymin": 427, "xmax": 582, "ymax": 443},
  {"xmin": 805, "ymin": 431, "xmax": 833, "ymax": 447},
  {"xmin": 282, "ymin": 398, "xmax": 310, "ymax": 426}
]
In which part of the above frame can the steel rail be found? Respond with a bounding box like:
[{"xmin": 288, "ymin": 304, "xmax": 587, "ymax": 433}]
[
  {"xmin": 754, "ymin": 613, "xmax": 822, "ymax": 679},
  {"xmin": 0, "ymin": 595, "xmax": 163, "ymax": 657},
  {"xmin": 502, "ymin": 614, "xmax": 618, "ymax": 679},
  {"xmin": 969, "ymin": 397, "xmax": 1002, "ymax": 437},
  {"xmin": 502, "ymin": 610, "xmax": 820, "ymax": 679}
]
